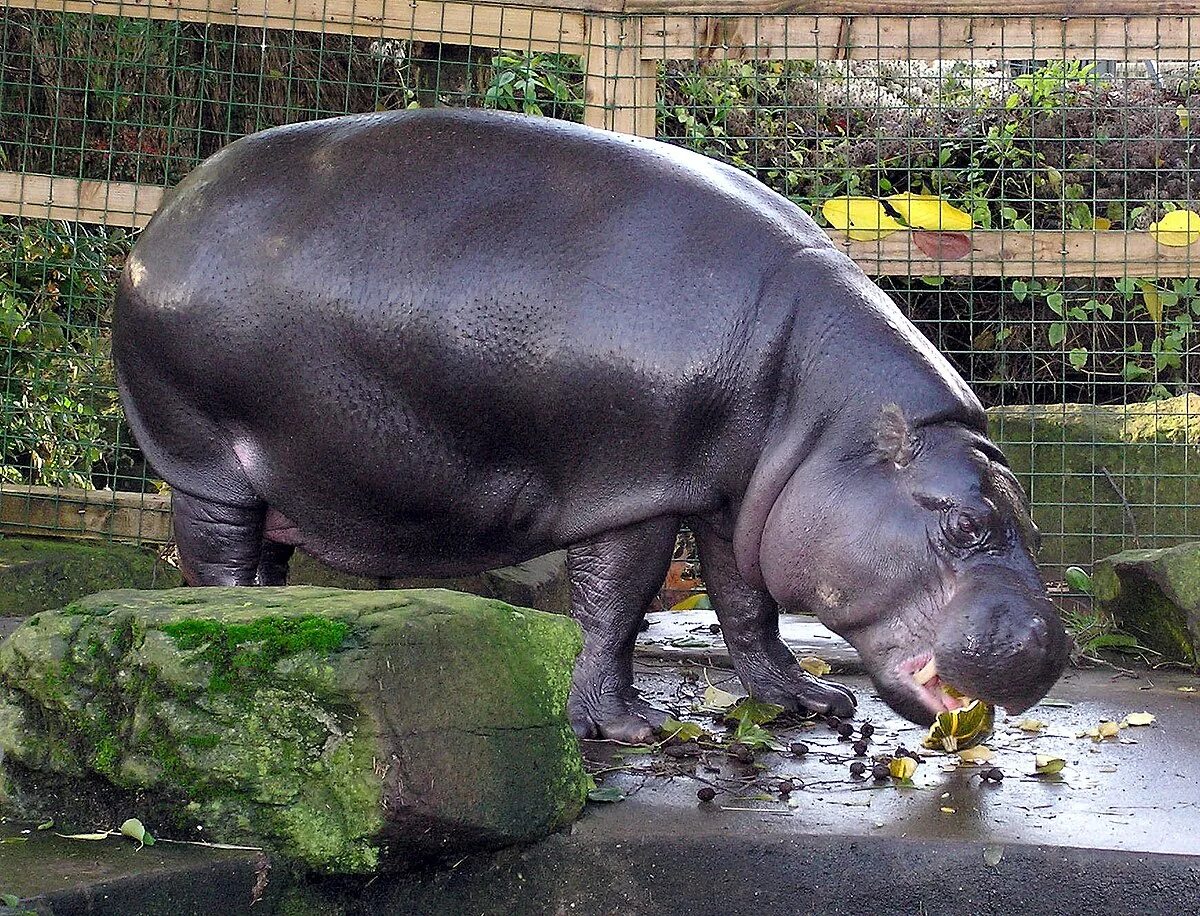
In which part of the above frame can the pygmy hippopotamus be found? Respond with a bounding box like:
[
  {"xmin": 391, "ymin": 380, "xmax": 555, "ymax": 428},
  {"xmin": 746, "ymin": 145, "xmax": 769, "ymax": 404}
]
[{"xmin": 114, "ymin": 108, "xmax": 1070, "ymax": 742}]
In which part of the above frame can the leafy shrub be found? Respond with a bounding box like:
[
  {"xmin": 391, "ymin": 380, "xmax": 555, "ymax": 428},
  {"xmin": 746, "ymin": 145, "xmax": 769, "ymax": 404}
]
[{"xmin": 0, "ymin": 218, "xmax": 137, "ymax": 488}]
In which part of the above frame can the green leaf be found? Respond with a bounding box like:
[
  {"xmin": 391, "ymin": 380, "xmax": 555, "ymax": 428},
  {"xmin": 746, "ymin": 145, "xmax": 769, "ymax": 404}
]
[
  {"xmin": 1068, "ymin": 348, "xmax": 1088, "ymax": 369},
  {"xmin": 1064, "ymin": 566, "xmax": 1093, "ymax": 593},
  {"xmin": 732, "ymin": 720, "xmax": 781, "ymax": 751},
  {"xmin": 120, "ymin": 818, "xmax": 155, "ymax": 849},
  {"xmin": 1046, "ymin": 292, "xmax": 1065, "ymax": 314},
  {"xmin": 1011, "ymin": 279, "xmax": 1029, "ymax": 302},
  {"xmin": 1048, "ymin": 322, "xmax": 1066, "ymax": 346},
  {"xmin": 724, "ymin": 697, "xmax": 785, "ymax": 728},
  {"xmin": 660, "ymin": 717, "xmax": 706, "ymax": 743},
  {"xmin": 2, "ymin": 893, "xmax": 19, "ymax": 906},
  {"xmin": 701, "ymin": 683, "xmax": 740, "ymax": 712},
  {"xmin": 587, "ymin": 786, "xmax": 626, "ymax": 803}
]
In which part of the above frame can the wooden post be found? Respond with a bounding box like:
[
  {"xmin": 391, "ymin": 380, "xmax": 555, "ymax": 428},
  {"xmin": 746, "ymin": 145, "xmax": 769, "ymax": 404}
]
[{"xmin": 583, "ymin": 15, "xmax": 658, "ymax": 137}]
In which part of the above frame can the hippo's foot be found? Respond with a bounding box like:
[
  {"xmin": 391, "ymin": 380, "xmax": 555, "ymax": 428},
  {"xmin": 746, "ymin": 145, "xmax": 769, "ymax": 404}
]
[
  {"xmin": 742, "ymin": 664, "xmax": 858, "ymax": 719},
  {"xmin": 569, "ymin": 682, "xmax": 668, "ymax": 744}
]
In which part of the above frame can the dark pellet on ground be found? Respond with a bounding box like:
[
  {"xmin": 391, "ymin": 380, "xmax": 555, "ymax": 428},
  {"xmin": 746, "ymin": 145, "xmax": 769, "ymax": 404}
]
[
  {"xmin": 872, "ymin": 762, "xmax": 891, "ymax": 781},
  {"xmin": 859, "ymin": 723, "xmax": 875, "ymax": 739},
  {"xmin": 778, "ymin": 779, "xmax": 796, "ymax": 796},
  {"xmin": 837, "ymin": 722, "xmax": 855, "ymax": 738},
  {"xmin": 708, "ymin": 623, "xmax": 722, "ymax": 634},
  {"xmin": 697, "ymin": 786, "xmax": 716, "ymax": 802},
  {"xmin": 728, "ymin": 743, "xmax": 755, "ymax": 763},
  {"xmin": 985, "ymin": 767, "xmax": 1004, "ymax": 782},
  {"xmin": 826, "ymin": 716, "xmax": 842, "ymax": 730},
  {"xmin": 790, "ymin": 742, "xmax": 809, "ymax": 757},
  {"xmin": 850, "ymin": 761, "xmax": 867, "ymax": 778},
  {"xmin": 852, "ymin": 740, "xmax": 868, "ymax": 756}
]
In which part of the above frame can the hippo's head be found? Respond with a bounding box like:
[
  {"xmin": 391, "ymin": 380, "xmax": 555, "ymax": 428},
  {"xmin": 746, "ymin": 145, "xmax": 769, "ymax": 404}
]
[{"xmin": 753, "ymin": 404, "xmax": 1069, "ymax": 725}]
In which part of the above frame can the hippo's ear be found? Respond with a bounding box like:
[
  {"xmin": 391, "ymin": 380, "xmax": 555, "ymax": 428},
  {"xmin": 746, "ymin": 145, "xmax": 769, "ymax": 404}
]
[{"xmin": 876, "ymin": 404, "xmax": 916, "ymax": 468}]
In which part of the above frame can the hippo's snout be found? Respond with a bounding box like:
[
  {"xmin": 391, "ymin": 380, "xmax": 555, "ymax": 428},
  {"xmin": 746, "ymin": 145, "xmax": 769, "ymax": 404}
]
[{"xmin": 933, "ymin": 566, "xmax": 1071, "ymax": 714}]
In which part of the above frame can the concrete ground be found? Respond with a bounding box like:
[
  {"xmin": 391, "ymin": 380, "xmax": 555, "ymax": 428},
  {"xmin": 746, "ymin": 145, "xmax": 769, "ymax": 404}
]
[{"xmin": 4, "ymin": 611, "xmax": 1199, "ymax": 915}]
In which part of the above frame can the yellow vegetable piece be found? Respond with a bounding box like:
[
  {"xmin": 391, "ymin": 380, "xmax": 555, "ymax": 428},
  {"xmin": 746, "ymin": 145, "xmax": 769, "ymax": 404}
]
[
  {"xmin": 670, "ymin": 592, "xmax": 711, "ymax": 611},
  {"xmin": 1018, "ymin": 718, "xmax": 1046, "ymax": 733},
  {"xmin": 889, "ymin": 756, "xmax": 919, "ymax": 780},
  {"xmin": 885, "ymin": 193, "xmax": 974, "ymax": 232},
  {"xmin": 1123, "ymin": 711, "xmax": 1156, "ymax": 727},
  {"xmin": 822, "ymin": 197, "xmax": 905, "ymax": 241},
  {"xmin": 1034, "ymin": 755, "xmax": 1066, "ymax": 775},
  {"xmin": 1098, "ymin": 720, "xmax": 1121, "ymax": 738},
  {"xmin": 799, "ymin": 656, "xmax": 832, "ymax": 677},
  {"xmin": 940, "ymin": 807, "xmax": 957, "ymax": 814},
  {"xmin": 923, "ymin": 699, "xmax": 995, "ymax": 753},
  {"xmin": 1178, "ymin": 105, "xmax": 1191, "ymax": 131},
  {"xmin": 1149, "ymin": 209, "xmax": 1200, "ymax": 247}
]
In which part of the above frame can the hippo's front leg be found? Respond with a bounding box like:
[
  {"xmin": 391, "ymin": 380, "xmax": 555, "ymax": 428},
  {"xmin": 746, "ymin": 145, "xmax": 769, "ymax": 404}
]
[
  {"xmin": 694, "ymin": 525, "xmax": 856, "ymax": 717},
  {"xmin": 567, "ymin": 517, "xmax": 679, "ymax": 744}
]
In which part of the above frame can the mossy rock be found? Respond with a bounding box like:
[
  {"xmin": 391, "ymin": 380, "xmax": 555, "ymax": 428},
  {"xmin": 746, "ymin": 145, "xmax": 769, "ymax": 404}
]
[
  {"xmin": 0, "ymin": 537, "xmax": 180, "ymax": 618},
  {"xmin": 0, "ymin": 587, "xmax": 587, "ymax": 874},
  {"xmin": 288, "ymin": 551, "xmax": 571, "ymax": 615},
  {"xmin": 988, "ymin": 394, "xmax": 1200, "ymax": 577},
  {"xmin": 1092, "ymin": 543, "xmax": 1200, "ymax": 666}
]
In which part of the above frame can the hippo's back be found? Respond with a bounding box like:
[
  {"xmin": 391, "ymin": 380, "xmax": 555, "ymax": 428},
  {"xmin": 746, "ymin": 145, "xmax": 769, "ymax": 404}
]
[{"xmin": 113, "ymin": 110, "xmax": 843, "ymax": 569}]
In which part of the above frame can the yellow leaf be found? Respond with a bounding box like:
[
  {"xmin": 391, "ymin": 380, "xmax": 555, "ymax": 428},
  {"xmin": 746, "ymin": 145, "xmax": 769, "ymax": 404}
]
[
  {"xmin": 1035, "ymin": 755, "xmax": 1066, "ymax": 775},
  {"xmin": 1139, "ymin": 281, "xmax": 1163, "ymax": 326},
  {"xmin": 1097, "ymin": 720, "xmax": 1121, "ymax": 739},
  {"xmin": 957, "ymin": 745, "xmax": 994, "ymax": 764},
  {"xmin": 940, "ymin": 806, "xmax": 957, "ymax": 814},
  {"xmin": 1178, "ymin": 105, "xmax": 1191, "ymax": 130},
  {"xmin": 1179, "ymin": 686, "xmax": 1196, "ymax": 693},
  {"xmin": 885, "ymin": 193, "xmax": 974, "ymax": 231},
  {"xmin": 799, "ymin": 656, "xmax": 831, "ymax": 677},
  {"xmin": 1018, "ymin": 718, "xmax": 1046, "ymax": 733},
  {"xmin": 1123, "ymin": 712, "xmax": 1156, "ymax": 727},
  {"xmin": 822, "ymin": 197, "xmax": 904, "ymax": 240},
  {"xmin": 889, "ymin": 756, "xmax": 918, "ymax": 780},
  {"xmin": 1093, "ymin": 217, "xmax": 1112, "ymax": 231},
  {"xmin": 1149, "ymin": 209, "xmax": 1200, "ymax": 247},
  {"xmin": 701, "ymin": 683, "xmax": 739, "ymax": 712}
]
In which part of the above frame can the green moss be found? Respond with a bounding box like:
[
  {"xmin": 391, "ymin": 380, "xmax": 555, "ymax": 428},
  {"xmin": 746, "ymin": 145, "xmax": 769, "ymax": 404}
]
[
  {"xmin": 1094, "ymin": 543, "xmax": 1200, "ymax": 665},
  {"xmin": 162, "ymin": 615, "xmax": 351, "ymax": 692},
  {"xmin": 93, "ymin": 736, "xmax": 120, "ymax": 775}
]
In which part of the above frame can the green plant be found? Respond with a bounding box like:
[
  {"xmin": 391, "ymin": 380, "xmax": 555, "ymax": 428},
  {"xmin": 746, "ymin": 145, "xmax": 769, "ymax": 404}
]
[
  {"xmin": 0, "ymin": 218, "xmax": 134, "ymax": 487},
  {"xmin": 483, "ymin": 52, "xmax": 582, "ymax": 119}
]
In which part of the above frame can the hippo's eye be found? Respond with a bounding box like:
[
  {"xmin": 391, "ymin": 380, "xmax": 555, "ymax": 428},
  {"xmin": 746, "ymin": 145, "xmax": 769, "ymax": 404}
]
[{"xmin": 944, "ymin": 508, "xmax": 990, "ymax": 550}]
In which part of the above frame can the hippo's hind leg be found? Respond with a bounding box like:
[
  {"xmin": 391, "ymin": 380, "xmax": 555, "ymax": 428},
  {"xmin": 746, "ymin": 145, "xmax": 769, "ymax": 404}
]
[
  {"xmin": 172, "ymin": 489, "xmax": 266, "ymax": 586},
  {"xmin": 256, "ymin": 541, "xmax": 295, "ymax": 586},
  {"xmin": 567, "ymin": 517, "xmax": 678, "ymax": 744},
  {"xmin": 694, "ymin": 523, "xmax": 856, "ymax": 718}
]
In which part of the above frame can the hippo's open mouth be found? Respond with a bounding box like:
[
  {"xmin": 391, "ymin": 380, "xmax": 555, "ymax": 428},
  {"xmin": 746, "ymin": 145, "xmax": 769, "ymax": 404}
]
[{"xmin": 897, "ymin": 653, "xmax": 970, "ymax": 717}]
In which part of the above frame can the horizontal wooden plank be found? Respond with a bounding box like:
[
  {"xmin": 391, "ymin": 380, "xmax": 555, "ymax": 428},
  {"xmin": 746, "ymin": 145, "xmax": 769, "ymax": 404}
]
[
  {"xmin": 833, "ymin": 229, "xmax": 1200, "ymax": 278},
  {"xmin": 625, "ymin": 0, "xmax": 1200, "ymax": 15},
  {"xmin": 640, "ymin": 15, "xmax": 1199, "ymax": 61},
  {"xmin": 0, "ymin": 172, "xmax": 164, "ymax": 228},
  {"xmin": 0, "ymin": 485, "xmax": 173, "ymax": 545},
  {"xmin": 4, "ymin": 0, "xmax": 586, "ymax": 54},
  {"xmin": 6, "ymin": 172, "xmax": 1199, "ymax": 277}
]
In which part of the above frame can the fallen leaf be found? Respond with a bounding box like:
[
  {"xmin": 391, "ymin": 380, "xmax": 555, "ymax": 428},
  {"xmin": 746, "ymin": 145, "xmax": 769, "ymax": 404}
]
[
  {"xmin": 1098, "ymin": 720, "xmax": 1121, "ymax": 739},
  {"xmin": 886, "ymin": 193, "xmax": 974, "ymax": 231},
  {"xmin": 1123, "ymin": 712, "xmax": 1156, "ymax": 727},
  {"xmin": 701, "ymin": 684, "xmax": 739, "ymax": 711},
  {"xmin": 660, "ymin": 717, "xmax": 706, "ymax": 742},
  {"xmin": 1149, "ymin": 209, "xmax": 1200, "ymax": 247},
  {"xmin": 822, "ymin": 196, "xmax": 905, "ymax": 240},
  {"xmin": 1018, "ymin": 718, "xmax": 1047, "ymax": 733},
  {"xmin": 587, "ymin": 786, "xmax": 626, "ymax": 803},
  {"xmin": 725, "ymin": 698, "xmax": 785, "ymax": 728},
  {"xmin": 1178, "ymin": 686, "xmax": 1196, "ymax": 693},
  {"xmin": 1178, "ymin": 105, "xmax": 1191, "ymax": 130},
  {"xmin": 940, "ymin": 806, "xmax": 956, "ymax": 814},
  {"xmin": 120, "ymin": 818, "xmax": 155, "ymax": 849},
  {"xmin": 36, "ymin": 819, "xmax": 54, "ymax": 831},
  {"xmin": 799, "ymin": 656, "xmax": 831, "ymax": 677},
  {"xmin": 983, "ymin": 844, "xmax": 1005, "ymax": 867},
  {"xmin": 912, "ymin": 231, "xmax": 973, "ymax": 260},
  {"xmin": 957, "ymin": 745, "xmax": 994, "ymax": 764},
  {"xmin": 1, "ymin": 894, "xmax": 19, "ymax": 907},
  {"xmin": 1034, "ymin": 755, "xmax": 1066, "ymax": 775},
  {"xmin": 57, "ymin": 832, "xmax": 114, "ymax": 841},
  {"xmin": 889, "ymin": 756, "xmax": 919, "ymax": 780},
  {"xmin": 1093, "ymin": 217, "xmax": 1112, "ymax": 231}
]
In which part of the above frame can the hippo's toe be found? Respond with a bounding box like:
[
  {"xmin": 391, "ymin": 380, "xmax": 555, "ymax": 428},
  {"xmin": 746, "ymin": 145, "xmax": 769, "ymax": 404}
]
[
  {"xmin": 746, "ymin": 669, "xmax": 858, "ymax": 719},
  {"xmin": 569, "ymin": 686, "xmax": 667, "ymax": 744}
]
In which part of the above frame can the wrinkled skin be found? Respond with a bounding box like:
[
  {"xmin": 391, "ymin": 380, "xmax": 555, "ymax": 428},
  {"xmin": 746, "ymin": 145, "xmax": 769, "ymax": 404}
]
[{"xmin": 114, "ymin": 109, "xmax": 1069, "ymax": 743}]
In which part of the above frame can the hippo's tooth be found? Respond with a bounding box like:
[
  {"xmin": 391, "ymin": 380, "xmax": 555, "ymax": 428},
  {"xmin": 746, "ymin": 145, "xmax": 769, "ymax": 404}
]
[{"xmin": 913, "ymin": 657, "xmax": 938, "ymax": 686}]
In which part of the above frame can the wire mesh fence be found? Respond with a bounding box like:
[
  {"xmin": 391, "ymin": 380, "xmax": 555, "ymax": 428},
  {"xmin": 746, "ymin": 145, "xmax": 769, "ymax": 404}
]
[{"xmin": 1, "ymin": 1, "xmax": 1198, "ymax": 582}]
